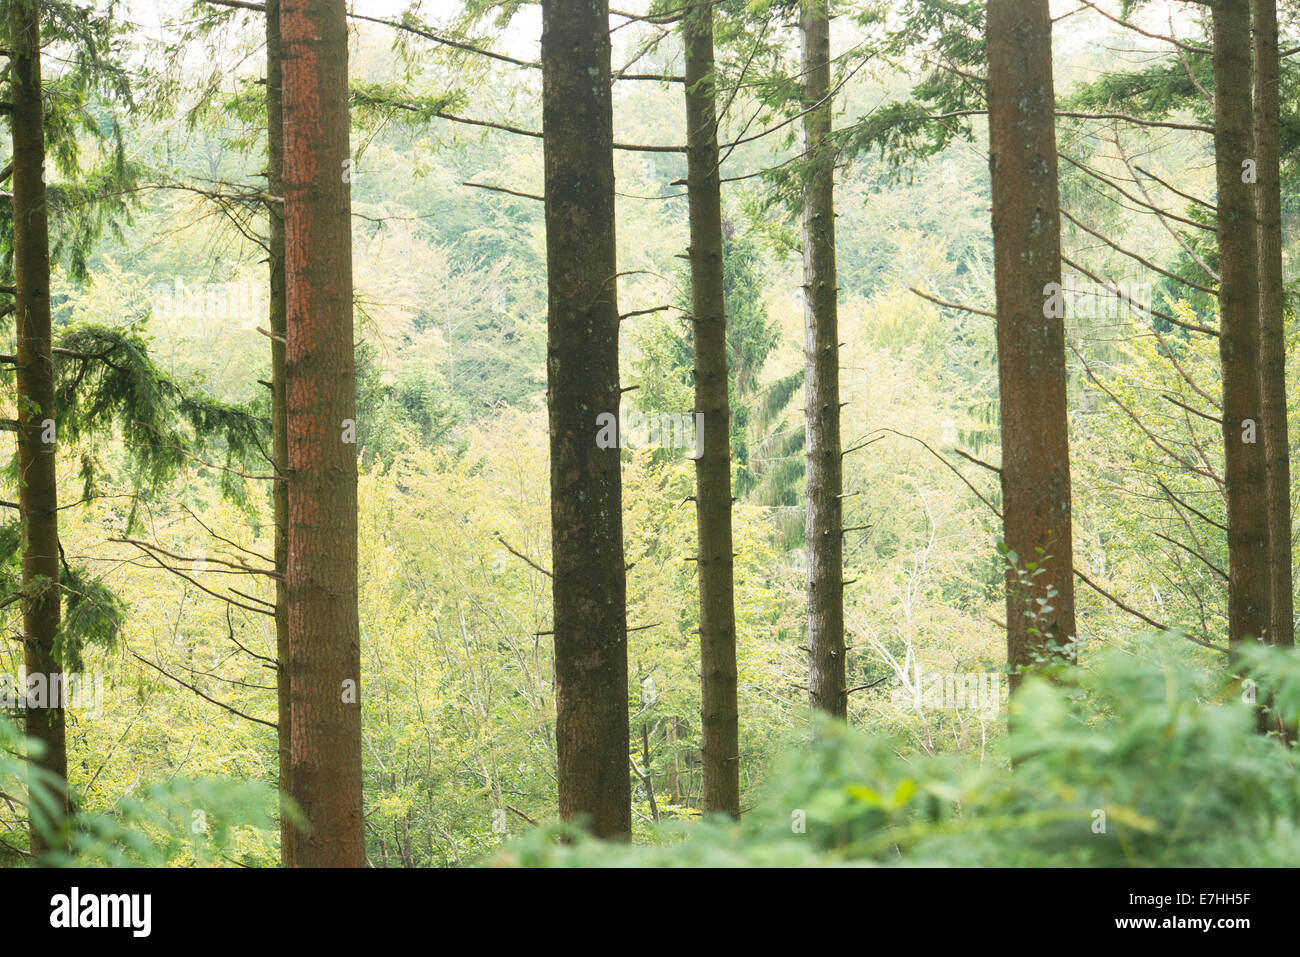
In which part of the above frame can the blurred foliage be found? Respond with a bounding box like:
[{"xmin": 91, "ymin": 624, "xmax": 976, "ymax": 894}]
[
  {"xmin": 0, "ymin": 713, "xmax": 286, "ymax": 866},
  {"xmin": 498, "ymin": 637, "xmax": 1300, "ymax": 867}
]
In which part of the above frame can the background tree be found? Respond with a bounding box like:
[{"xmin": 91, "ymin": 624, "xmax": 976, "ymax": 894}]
[
  {"xmin": 541, "ymin": 0, "xmax": 632, "ymax": 839},
  {"xmin": 281, "ymin": 0, "xmax": 364, "ymax": 867},
  {"xmin": 683, "ymin": 0, "xmax": 740, "ymax": 817},
  {"xmin": 1253, "ymin": 0, "xmax": 1292, "ymax": 652},
  {"xmin": 1212, "ymin": 0, "xmax": 1268, "ymax": 650},
  {"xmin": 263, "ymin": 0, "xmax": 292, "ymax": 864},
  {"xmin": 800, "ymin": 0, "xmax": 846, "ymax": 720},
  {"xmin": 986, "ymin": 0, "xmax": 1077, "ymax": 679},
  {"xmin": 9, "ymin": 0, "xmax": 68, "ymax": 853}
]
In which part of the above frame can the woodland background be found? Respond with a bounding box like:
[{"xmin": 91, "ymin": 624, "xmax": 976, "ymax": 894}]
[{"xmin": 2, "ymin": 0, "xmax": 1299, "ymax": 867}]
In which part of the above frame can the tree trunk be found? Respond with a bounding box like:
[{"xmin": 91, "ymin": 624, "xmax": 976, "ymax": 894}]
[
  {"xmin": 9, "ymin": 0, "xmax": 69, "ymax": 855},
  {"xmin": 281, "ymin": 0, "xmax": 364, "ymax": 867},
  {"xmin": 684, "ymin": 0, "xmax": 740, "ymax": 818},
  {"xmin": 541, "ymin": 0, "xmax": 632, "ymax": 840},
  {"xmin": 1213, "ymin": 0, "xmax": 1268, "ymax": 649},
  {"xmin": 800, "ymin": 1, "xmax": 846, "ymax": 721},
  {"xmin": 986, "ymin": 0, "xmax": 1078, "ymax": 681},
  {"xmin": 265, "ymin": 0, "xmax": 294, "ymax": 866},
  {"xmin": 1252, "ymin": 0, "xmax": 1292, "ymax": 650},
  {"xmin": 666, "ymin": 718, "xmax": 681, "ymax": 804}
]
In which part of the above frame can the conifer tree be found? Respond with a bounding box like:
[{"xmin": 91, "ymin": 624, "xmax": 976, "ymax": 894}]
[
  {"xmin": 800, "ymin": 0, "xmax": 846, "ymax": 719},
  {"xmin": 541, "ymin": 0, "xmax": 632, "ymax": 839},
  {"xmin": 986, "ymin": 0, "xmax": 1078, "ymax": 679},
  {"xmin": 684, "ymin": 0, "xmax": 739, "ymax": 817},
  {"xmin": 8, "ymin": 0, "xmax": 67, "ymax": 854},
  {"xmin": 1212, "ymin": 0, "xmax": 1268, "ymax": 650},
  {"xmin": 281, "ymin": 0, "xmax": 364, "ymax": 866},
  {"xmin": 1252, "ymin": 0, "xmax": 1292, "ymax": 651}
]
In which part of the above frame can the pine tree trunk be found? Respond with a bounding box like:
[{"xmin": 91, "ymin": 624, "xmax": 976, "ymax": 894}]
[
  {"xmin": 265, "ymin": 0, "xmax": 293, "ymax": 866},
  {"xmin": 667, "ymin": 718, "xmax": 681, "ymax": 804},
  {"xmin": 684, "ymin": 0, "xmax": 740, "ymax": 818},
  {"xmin": 1213, "ymin": 0, "xmax": 1268, "ymax": 649},
  {"xmin": 986, "ymin": 0, "xmax": 1078, "ymax": 681},
  {"xmin": 800, "ymin": 1, "xmax": 846, "ymax": 720},
  {"xmin": 1252, "ymin": 0, "xmax": 1293, "ymax": 650},
  {"xmin": 281, "ymin": 0, "xmax": 364, "ymax": 867},
  {"xmin": 541, "ymin": 0, "xmax": 632, "ymax": 839},
  {"xmin": 9, "ymin": 0, "xmax": 68, "ymax": 855}
]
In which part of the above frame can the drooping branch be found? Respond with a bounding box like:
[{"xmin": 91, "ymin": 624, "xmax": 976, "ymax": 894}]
[
  {"xmin": 115, "ymin": 539, "xmax": 275, "ymax": 618},
  {"xmin": 109, "ymin": 537, "xmax": 280, "ymax": 580},
  {"xmin": 1059, "ymin": 152, "xmax": 1216, "ymax": 234},
  {"xmin": 1152, "ymin": 530, "xmax": 1228, "ymax": 581},
  {"xmin": 1132, "ymin": 164, "xmax": 1214, "ymax": 212},
  {"xmin": 1072, "ymin": 0, "xmax": 1210, "ymax": 55},
  {"xmin": 1069, "ymin": 342, "xmax": 1224, "ymax": 489},
  {"xmin": 128, "ymin": 648, "xmax": 278, "ymax": 730},
  {"xmin": 867, "ymin": 428, "xmax": 1002, "ymax": 520},
  {"xmin": 1156, "ymin": 477, "xmax": 1226, "ymax": 532},
  {"xmin": 1060, "ymin": 208, "xmax": 1216, "ymax": 296},
  {"xmin": 1061, "ymin": 255, "xmax": 1218, "ymax": 337},
  {"xmin": 495, "ymin": 535, "xmax": 551, "ymax": 578},
  {"xmin": 907, "ymin": 286, "xmax": 994, "ymax": 317}
]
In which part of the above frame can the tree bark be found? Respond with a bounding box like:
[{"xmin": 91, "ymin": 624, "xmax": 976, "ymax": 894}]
[
  {"xmin": 666, "ymin": 717, "xmax": 681, "ymax": 804},
  {"xmin": 281, "ymin": 0, "xmax": 364, "ymax": 867},
  {"xmin": 9, "ymin": 0, "xmax": 69, "ymax": 855},
  {"xmin": 1252, "ymin": 0, "xmax": 1292, "ymax": 650},
  {"xmin": 801, "ymin": 0, "xmax": 846, "ymax": 721},
  {"xmin": 684, "ymin": 0, "xmax": 740, "ymax": 818},
  {"xmin": 987, "ymin": 0, "xmax": 1078, "ymax": 681},
  {"xmin": 264, "ymin": 0, "xmax": 294, "ymax": 866},
  {"xmin": 1213, "ymin": 0, "xmax": 1268, "ymax": 649},
  {"xmin": 541, "ymin": 0, "xmax": 632, "ymax": 839}
]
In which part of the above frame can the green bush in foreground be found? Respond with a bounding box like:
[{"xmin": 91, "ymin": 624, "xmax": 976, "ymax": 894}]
[
  {"xmin": 499, "ymin": 636, "xmax": 1300, "ymax": 867},
  {"xmin": 0, "ymin": 718, "xmax": 286, "ymax": 866}
]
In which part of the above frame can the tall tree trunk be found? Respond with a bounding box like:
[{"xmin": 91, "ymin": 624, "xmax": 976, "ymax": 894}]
[
  {"xmin": 1213, "ymin": 0, "xmax": 1268, "ymax": 649},
  {"xmin": 265, "ymin": 0, "xmax": 293, "ymax": 866},
  {"xmin": 281, "ymin": 0, "xmax": 363, "ymax": 867},
  {"xmin": 666, "ymin": 718, "xmax": 681, "ymax": 804},
  {"xmin": 9, "ymin": 0, "xmax": 68, "ymax": 855},
  {"xmin": 684, "ymin": 0, "xmax": 740, "ymax": 817},
  {"xmin": 1253, "ymin": 0, "xmax": 1292, "ymax": 650},
  {"xmin": 541, "ymin": 0, "xmax": 632, "ymax": 839},
  {"xmin": 987, "ymin": 0, "xmax": 1077, "ymax": 681},
  {"xmin": 800, "ymin": 0, "xmax": 846, "ymax": 721}
]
